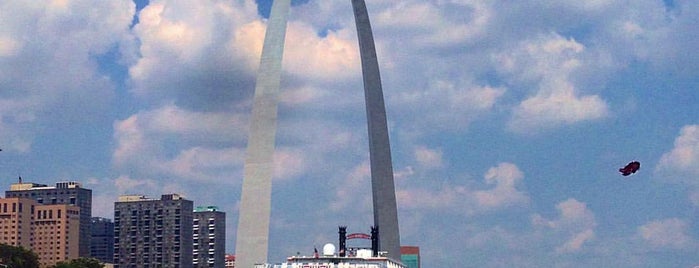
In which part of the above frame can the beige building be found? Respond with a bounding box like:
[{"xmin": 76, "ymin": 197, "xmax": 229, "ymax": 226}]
[
  {"xmin": 34, "ymin": 204, "xmax": 80, "ymax": 267},
  {"xmin": 0, "ymin": 197, "xmax": 36, "ymax": 248},
  {"xmin": 0, "ymin": 197, "xmax": 80, "ymax": 267}
]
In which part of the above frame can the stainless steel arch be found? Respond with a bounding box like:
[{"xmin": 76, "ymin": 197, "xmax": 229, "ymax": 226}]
[
  {"xmin": 351, "ymin": 0, "xmax": 401, "ymax": 261},
  {"xmin": 236, "ymin": 0, "xmax": 401, "ymax": 265},
  {"xmin": 235, "ymin": 0, "xmax": 290, "ymax": 267}
]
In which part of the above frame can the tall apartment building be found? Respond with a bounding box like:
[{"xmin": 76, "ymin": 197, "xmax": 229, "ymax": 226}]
[
  {"xmin": 0, "ymin": 197, "xmax": 80, "ymax": 267},
  {"xmin": 114, "ymin": 194, "xmax": 193, "ymax": 268},
  {"xmin": 193, "ymin": 206, "xmax": 226, "ymax": 268},
  {"xmin": 5, "ymin": 180, "xmax": 92, "ymax": 258},
  {"xmin": 91, "ymin": 217, "xmax": 115, "ymax": 264}
]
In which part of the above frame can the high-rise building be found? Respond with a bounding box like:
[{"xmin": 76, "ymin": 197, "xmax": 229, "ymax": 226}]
[
  {"xmin": 5, "ymin": 180, "xmax": 92, "ymax": 258},
  {"xmin": 0, "ymin": 197, "xmax": 37, "ymax": 248},
  {"xmin": 34, "ymin": 204, "xmax": 81, "ymax": 267},
  {"xmin": 0, "ymin": 197, "xmax": 81, "ymax": 267},
  {"xmin": 91, "ymin": 217, "xmax": 115, "ymax": 264},
  {"xmin": 113, "ymin": 194, "xmax": 193, "ymax": 268},
  {"xmin": 193, "ymin": 206, "xmax": 226, "ymax": 268},
  {"xmin": 400, "ymin": 246, "xmax": 420, "ymax": 268}
]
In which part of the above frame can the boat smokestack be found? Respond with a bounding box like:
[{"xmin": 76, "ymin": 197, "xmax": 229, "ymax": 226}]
[
  {"xmin": 339, "ymin": 226, "xmax": 347, "ymax": 257},
  {"xmin": 371, "ymin": 226, "xmax": 379, "ymax": 257}
]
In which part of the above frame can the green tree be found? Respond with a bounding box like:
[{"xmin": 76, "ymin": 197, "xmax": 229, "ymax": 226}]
[
  {"xmin": 0, "ymin": 243, "xmax": 40, "ymax": 268},
  {"xmin": 51, "ymin": 257, "xmax": 104, "ymax": 268}
]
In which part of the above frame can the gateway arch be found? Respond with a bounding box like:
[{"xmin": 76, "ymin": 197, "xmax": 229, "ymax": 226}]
[{"xmin": 235, "ymin": 1, "xmax": 401, "ymax": 267}]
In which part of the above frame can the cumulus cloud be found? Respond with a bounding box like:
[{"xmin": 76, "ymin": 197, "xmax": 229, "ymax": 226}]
[
  {"xmin": 397, "ymin": 162, "xmax": 529, "ymax": 214},
  {"xmin": 282, "ymin": 21, "xmax": 360, "ymax": 82},
  {"xmin": 114, "ymin": 175, "xmax": 159, "ymax": 195},
  {"xmin": 127, "ymin": 0, "xmax": 260, "ymax": 109},
  {"xmin": 330, "ymin": 161, "xmax": 371, "ymax": 212},
  {"xmin": 126, "ymin": 0, "xmax": 373, "ymax": 112},
  {"xmin": 414, "ymin": 146, "xmax": 443, "ymax": 169},
  {"xmin": 113, "ymin": 104, "xmax": 248, "ymax": 181},
  {"xmin": 0, "ymin": 0, "xmax": 134, "ymax": 151},
  {"xmin": 474, "ymin": 163, "xmax": 529, "ymax": 208},
  {"xmin": 638, "ymin": 218, "xmax": 694, "ymax": 249},
  {"xmin": 393, "ymin": 80, "xmax": 506, "ymax": 133},
  {"xmin": 657, "ymin": 125, "xmax": 699, "ymax": 180},
  {"xmin": 374, "ymin": 1, "xmax": 492, "ymax": 48},
  {"xmin": 656, "ymin": 125, "xmax": 699, "ymax": 206},
  {"xmin": 532, "ymin": 198, "xmax": 597, "ymax": 253},
  {"xmin": 496, "ymin": 34, "xmax": 609, "ymax": 132}
]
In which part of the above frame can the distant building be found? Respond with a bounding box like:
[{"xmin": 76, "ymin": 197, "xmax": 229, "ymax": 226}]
[
  {"xmin": 0, "ymin": 197, "xmax": 81, "ymax": 267},
  {"xmin": 0, "ymin": 197, "xmax": 37, "ymax": 248},
  {"xmin": 113, "ymin": 194, "xmax": 193, "ymax": 268},
  {"xmin": 225, "ymin": 254, "xmax": 235, "ymax": 268},
  {"xmin": 193, "ymin": 206, "xmax": 226, "ymax": 268},
  {"xmin": 5, "ymin": 180, "xmax": 92, "ymax": 258},
  {"xmin": 400, "ymin": 246, "xmax": 420, "ymax": 268},
  {"xmin": 91, "ymin": 217, "xmax": 115, "ymax": 264},
  {"xmin": 33, "ymin": 204, "xmax": 81, "ymax": 267}
]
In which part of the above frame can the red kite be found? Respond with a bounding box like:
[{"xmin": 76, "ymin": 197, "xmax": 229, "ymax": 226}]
[{"xmin": 619, "ymin": 161, "xmax": 640, "ymax": 176}]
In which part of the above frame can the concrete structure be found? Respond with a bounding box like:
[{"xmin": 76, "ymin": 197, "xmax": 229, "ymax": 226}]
[
  {"xmin": 399, "ymin": 246, "xmax": 419, "ymax": 268},
  {"xmin": 91, "ymin": 217, "xmax": 115, "ymax": 264},
  {"xmin": 237, "ymin": 0, "xmax": 402, "ymax": 265},
  {"xmin": 225, "ymin": 254, "xmax": 236, "ymax": 268},
  {"xmin": 5, "ymin": 180, "xmax": 93, "ymax": 258},
  {"xmin": 113, "ymin": 194, "xmax": 193, "ymax": 268},
  {"xmin": 34, "ymin": 204, "xmax": 81, "ymax": 267},
  {"xmin": 235, "ymin": 0, "xmax": 291, "ymax": 267},
  {"xmin": 350, "ymin": 0, "xmax": 401, "ymax": 260},
  {"xmin": 0, "ymin": 197, "xmax": 37, "ymax": 248},
  {"xmin": 0, "ymin": 197, "xmax": 81, "ymax": 267},
  {"xmin": 194, "ymin": 206, "xmax": 226, "ymax": 268}
]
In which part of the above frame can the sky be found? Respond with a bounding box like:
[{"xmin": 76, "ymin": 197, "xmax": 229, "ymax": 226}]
[{"xmin": 1, "ymin": 0, "xmax": 699, "ymax": 267}]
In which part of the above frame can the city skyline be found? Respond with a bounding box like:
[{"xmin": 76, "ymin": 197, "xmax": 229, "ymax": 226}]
[{"xmin": 2, "ymin": 0, "xmax": 699, "ymax": 267}]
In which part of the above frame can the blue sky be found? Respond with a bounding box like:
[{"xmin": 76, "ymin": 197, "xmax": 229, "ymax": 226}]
[{"xmin": 1, "ymin": 0, "xmax": 699, "ymax": 267}]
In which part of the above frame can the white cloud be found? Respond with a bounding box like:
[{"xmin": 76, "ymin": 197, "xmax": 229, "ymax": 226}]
[
  {"xmin": 397, "ymin": 162, "xmax": 529, "ymax": 214},
  {"xmin": 532, "ymin": 198, "xmax": 597, "ymax": 253},
  {"xmin": 156, "ymin": 146, "xmax": 245, "ymax": 181},
  {"xmin": 393, "ymin": 80, "xmax": 506, "ymax": 133},
  {"xmin": 374, "ymin": 1, "xmax": 492, "ymax": 48},
  {"xmin": 638, "ymin": 218, "xmax": 694, "ymax": 249},
  {"xmin": 113, "ymin": 115, "xmax": 149, "ymax": 167},
  {"xmin": 0, "ymin": 36, "xmax": 20, "ymax": 57},
  {"xmin": 414, "ymin": 146, "xmax": 443, "ymax": 169},
  {"xmin": 510, "ymin": 90, "xmax": 608, "ymax": 131},
  {"xmin": 126, "ymin": 0, "xmax": 370, "ymax": 111},
  {"xmin": 272, "ymin": 147, "xmax": 308, "ymax": 181},
  {"xmin": 497, "ymin": 34, "xmax": 609, "ymax": 132},
  {"xmin": 329, "ymin": 161, "xmax": 371, "ymax": 212},
  {"xmin": 474, "ymin": 163, "xmax": 529, "ymax": 209},
  {"xmin": 657, "ymin": 125, "xmax": 699, "ymax": 179},
  {"xmin": 557, "ymin": 229, "xmax": 595, "ymax": 253},
  {"xmin": 0, "ymin": 0, "xmax": 135, "ymax": 151},
  {"xmin": 282, "ymin": 21, "xmax": 360, "ymax": 82},
  {"xmin": 113, "ymin": 104, "xmax": 248, "ymax": 181},
  {"xmin": 127, "ymin": 0, "xmax": 261, "ymax": 107},
  {"xmin": 114, "ymin": 175, "xmax": 159, "ymax": 195},
  {"xmin": 656, "ymin": 125, "xmax": 699, "ymax": 206}
]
